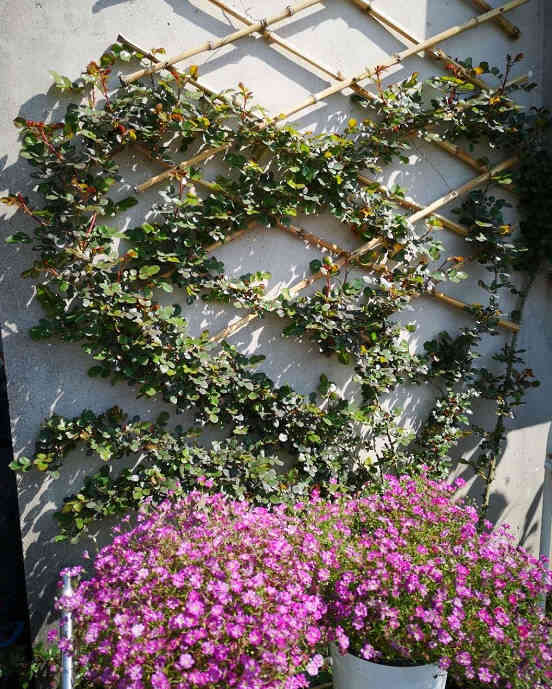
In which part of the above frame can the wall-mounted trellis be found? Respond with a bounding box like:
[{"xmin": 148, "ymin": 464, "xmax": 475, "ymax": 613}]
[
  {"xmin": 121, "ymin": 0, "xmax": 528, "ymax": 334},
  {"xmin": 8, "ymin": 0, "xmax": 551, "ymax": 545}
]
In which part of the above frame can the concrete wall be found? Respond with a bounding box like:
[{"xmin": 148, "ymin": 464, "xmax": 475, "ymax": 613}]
[{"xmin": 0, "ymin": 0, "xmax": 549, "ymax": 637}]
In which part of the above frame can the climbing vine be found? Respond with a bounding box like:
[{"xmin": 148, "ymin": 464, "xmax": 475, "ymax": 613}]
[{"xmin": 4, "ymin": 41, "xmax": 550, "ymax": 539}]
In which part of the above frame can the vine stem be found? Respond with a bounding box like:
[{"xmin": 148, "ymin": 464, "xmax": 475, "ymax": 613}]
[
  {"xmin": 480, "ymin": 270, "xmax": 538, "ymax": 520},
  {"xmin": 14, "ymin": 193, "xmax": 48, "ymax": 227}
]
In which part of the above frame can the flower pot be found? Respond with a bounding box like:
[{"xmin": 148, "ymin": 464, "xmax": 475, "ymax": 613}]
[{"xmin": 330, "ymin": 643, "xmax": 447, "ymax": 689}]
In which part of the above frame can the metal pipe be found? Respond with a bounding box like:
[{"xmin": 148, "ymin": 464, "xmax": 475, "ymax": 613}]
[{"xmin": 61, "ymin": 573, "xmax": 73, "ymax": 689}]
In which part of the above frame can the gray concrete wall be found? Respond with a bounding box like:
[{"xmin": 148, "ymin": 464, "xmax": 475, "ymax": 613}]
[{"xmin": 0, "ymin": 0, "xmax": 549, "ymax": 637}]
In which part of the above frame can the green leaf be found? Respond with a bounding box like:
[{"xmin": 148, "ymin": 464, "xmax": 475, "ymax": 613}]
[
  {"xmin": 139, "ymin": 265, "xmax": 161, "ymax": 280},
  {"xmin": 97, "ymin": 225, "xmax": 128, "ymax": 239},
  {"xmin": 448, "ymin": 270, "xmax": 469, "ymax": 283},
  {"xmin": 156, "ymin": 411, "xmax": 170, "ymax": 426},
  {"xmin": 80, "ymin": 129, "xmax": 98, "ymax": 141},
  {"xmin": 5, "ymin": 232, "xmax": 32, "ymax": 244},
  {"xmin": 309, "ymin": 259, "xmax": 322, "ymax": 274},
  {"xmin": 49, "ymin": 70, "xmax": 73, "ymax": 93},
  {"xmin": 114, "ymin": 197, "xmax": 138, "ymax": 212}
]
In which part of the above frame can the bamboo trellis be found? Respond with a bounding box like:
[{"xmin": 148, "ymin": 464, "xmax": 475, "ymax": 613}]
[
  {"xmin": 279, "ymin": 0, "xmax": 529, "ymax": 118},
  {"xmin": 134, "ymin": 141, "xmax": 520, "ymax": 333},
  {"xmin": 204, "ymin": 156, "xmax": 520, "ymax": 343},
  {"xmin": 132, "ymin": 0, "xmax": 528, "ymax": 192},
  {"xmin": 347, "ymin": 0, "xmax": 493, "ymax": 88},
  {"xmin": 123, "ymin": 0, "xmax": 323, "ymax": 83},
  {"xmin": 123, "ymin": 30, "xmax": 522, "ymax": 333},
  {"xmin": 119, "ymin": 0, "xmax": 528, "ymax": 348},
  {"xmin": 205, "ymin": 0, "xmax": 493, "ymax": 176},
  {"xmin": 123, "ymin": 0, "xmax": 527, "ymax": 85},
  {"xmin": 211, "ymin": 0, "xmax": 490, "ymax": 89},
  {"xmin": 205, "ymin": 0, "xmax": 524, "ymax": 195},
  {"xmin": 136, "ymin": 138, "xmax": 520, "ymax": 337},
  {"xmin": 132, "ymin": 123, "xmax": 520, "ymax": 335}
]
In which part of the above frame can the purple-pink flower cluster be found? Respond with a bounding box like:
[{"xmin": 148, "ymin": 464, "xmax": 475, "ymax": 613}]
[
  {"xmin": 55, "ymin": 476, "xmax": 552, "ymax": 689},
  {"xmin": 57, "ymin": 493, "xmax": 326, "ymax": 689},
  {"xmin": 305, "ymin": 474, "xmax": 552, "ymax": 688}
]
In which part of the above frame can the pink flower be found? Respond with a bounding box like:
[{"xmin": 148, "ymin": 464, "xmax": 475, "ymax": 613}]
[
  {"xmin": 478, "ymin": 666, "xmax": 492, "ymax": 683},
  {"xmin": 457, "ymin": 651, "xmax": 472, "ymax": 667},
  {"xmin": 493, "ymin": 606, "xmax": 510, "ymax": 627},
  {"xmin": 56, "ymin": 482, "xmax": 552, "ymax": 689},
  {"xmin": 130, "ymin": 623, "xmax": 144, "ymax": 638},
  {"xmin": 306, "ymin": 627, "xmax": 321, "ymax": 645},
  {"xmin": 517, "ymin": 623, "xmax": 531, "ymax": 639},
  {"xmin": 177, "ymin": 654, "xmax": 194, "ymax": 670},
  {"xmin": 437, "ymin": 630, "xmax": 452, "ymax": 645},
  {"xmin": 151, "ymin": 670, "xmax": 170, "ymax": 689},
  {"xmin": 360, "ymin": 643, "xmax": 378, "ymax": 660},
  {"xmin": 489, "ymin": 625, "xmax": 505, "ymax": 642},
  {"xmin": 306, "ymin": 654, "xmax": 324, "ymax": 676}
]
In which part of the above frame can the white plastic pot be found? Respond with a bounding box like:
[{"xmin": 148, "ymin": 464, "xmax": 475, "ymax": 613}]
[{"xmin": 330, "ymin": 643, "xmax": 447, "ymax": 689}]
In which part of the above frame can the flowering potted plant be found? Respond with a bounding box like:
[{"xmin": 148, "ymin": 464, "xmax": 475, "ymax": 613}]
[
  {"xmin": 55, "ymin": 492, "xmax": 327, "ymax": 689},
  {"xmin": 306, "ymin": 474, "xmax": 552, "ymax": 689}
]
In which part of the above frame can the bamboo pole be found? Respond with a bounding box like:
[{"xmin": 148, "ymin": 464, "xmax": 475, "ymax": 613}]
[
  {"xmin": 205, "ymin": 223, "xmax": 257, "ymax": 252},
  {"xmin": 406, "ymin": 156, "xmax": 517, "ymax": 225},
  {"xmin": 134, "ymin": 141, "xmax": 470, "ymax": 249},
  {"xmin": 355, "ymin": 156, "xmax": 517, "ymax": 255},
  {"xmin": 132, "ymin": 89, "xmax": 521, "ymax": 196},
  {"xmin": 207, "ymin": 231, "xmax": 519, "ymax": 338},
  {"xmin": 430, "ymin": 290, "xmax": 518, "ymax": 331},
  {"xmin": 118, "ymin": 33, "xmax": 268, "ymax": 129},
  {"xmin": 208, "ymin": 233, "xmax": 383, "ymax": 342},
  {"xmin": 354, "ymin": 87, "xmax": 521, "ymax": 191},
  {"xmin": 207, "ymin": 225, "xmax": 518, "ymax": 341},
  {"xmin": 118, "ymin": 34, "xmax": 217, "ymax": 98},
  {"xmin": 460, "ymin": 0, "xmax": 522, "ymax": 38},
  {"xmin": 342, "ymin": 0, "xmax": 524, "ymax": 187},
  {"xmin": 275, "ymin": 222, "xmax": 349, "ymax": 255},
  {"xmin": 348, "ymin": 0, "xmax": 491, "ymax": 90},
  {"xmin": 134, "ymin": 138, "xmax": 498, "ymax": 244},
  {"xmin": 135, "ymin": 144, "xmax": 228, "ymax": 193},
  {"xmin": 122, "ymin": 0, "xmax": 323, "ymax": 84},
  {"xmin": 279, "ymin": 0, "xmax": 529, "ymax": 120},
  {"xmin": 356, "ymin": 103, "xmax": 502, "ymax": 183},
  {"xmin": 357, "ymin": 174, "xmax": 470, "ymax": 237},
  {"xmin": 432, "ymin": 139, "xmax": 488, "ymax": 173},
  {"xmin": 135, "ymin": 141, "xmax": 349, "ymax": 255}
]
